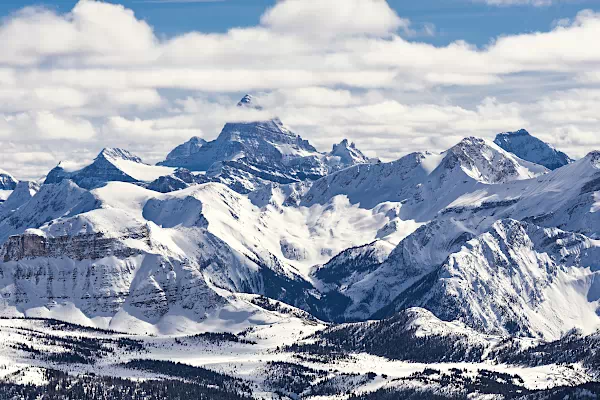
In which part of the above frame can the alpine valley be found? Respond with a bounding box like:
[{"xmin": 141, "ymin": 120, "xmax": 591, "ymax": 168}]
[{"xmin": 0, "ymin": 96, "xmax": 599, "ymax": 399}]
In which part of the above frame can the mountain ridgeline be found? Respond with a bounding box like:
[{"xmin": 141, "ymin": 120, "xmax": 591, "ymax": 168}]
[{"xmin": 0, "ymin": 95, "xmax": 598, "ymax": 398}]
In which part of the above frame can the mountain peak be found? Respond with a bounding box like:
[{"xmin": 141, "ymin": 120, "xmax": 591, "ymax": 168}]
[
  {"xmin": 504, "ymin": 128, "xmax": 530, "ymax": 136},
  {"xmin": 443, "ymin": 137, "xmax": 547, "ymax": 184},
  {"xmin": 329, "ymin": 138, "xmax": 371, "ymax": 167},
  {"xmin": 98, "ymin": 148, "xmax": 143, "ymax": 163},
  {"xmin": 165, "ymin": 136, "xmax": 207, "ymax": 161},
  {"xmin": 584, "ymin": 150, "xmax": 600, "ymax": 168},
  {"xmin": 0, "ymin": 168, "xmax": 18, "ymax": 191},
  {"xmin": 332, "ymin": 138, "xmax": 355, "ymax": 151},
  {"xmin": 446, "ymin": 137, "xmax": 493, "ymax": 160},
  {"xmin": 237, "ymin": 94, "xmax": 263, "ymax": 110},
  {"xmin": 494, "ymin": 129, "xmax": 572, "ymax": 170}
]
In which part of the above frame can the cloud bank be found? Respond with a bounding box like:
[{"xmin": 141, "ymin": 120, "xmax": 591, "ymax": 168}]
[{"xmin": 0, "ymin": 0, "xmax": 598, "ymax": 179}]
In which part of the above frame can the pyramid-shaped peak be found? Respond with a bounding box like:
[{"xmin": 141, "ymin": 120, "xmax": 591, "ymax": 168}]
[
  {"xmin": 98, "ymin": 148, "xmax": 143, "ymax": 163},
  {"xmin": 237, "ymin": 94, "xmax": 263, "ymax": 110},
  {"xmin": 442, "ymin": 136, "xmax": 547, "ymax": 184},
  {"xmin": 450, "ymin": 136, "xmax": 490, "ymax": 151}
]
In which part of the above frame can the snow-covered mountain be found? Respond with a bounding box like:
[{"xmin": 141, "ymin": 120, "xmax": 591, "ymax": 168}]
[
  {"xmin": 376, "ymin": 219, "xmax": 600, "ymax": 339},
  {"xmin": 1, "ymin": 124, "xmax": 600, "ymax": 397},
  {"xmin": 494, "ymin": 129, "xmax": 572, "ymax": 170},
  {"xmin": 324, "ymin": 139, "xmax": 374, "ymax": 171},
  {"xmin": 313, "ymin": 149, "xmax": 600, "ymax": 326},
  {"xmin": 0, "ymin": 175, "xmax": 411, "ymax": 331},
  {"xmin": 0, "ymin": 181, "xmax": 316, "ymax": 332},
  {"xmin": 301, "ymin": 137, "xmax": 547, "ymax": 216},
  {"xmin": 0, "ymin": 180, "xmax": 39, "ymax": 221},
  {"xmin": 164, "ymin": 136, "xmax": 207, "ymax": 162},
  {"xmin": 0, "ymin": 179, "xmax": 98, "ymax": 243},
  {"xmin": 45, "ymin": 148, "xmax": 176, "ymax": 190},
  {"xmin": 0, "ymin": 168, "xmax": 17, "ymax": 191},
  {"xmin": 159, "ymin": 95, "xmax": 374, "ymax": 193},
  {"xmin": 0, "ymin": 168, "xmax": 18, "ymax": 203}
]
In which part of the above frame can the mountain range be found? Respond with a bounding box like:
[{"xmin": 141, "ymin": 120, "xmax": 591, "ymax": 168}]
[{"xmin": 0, "ymin": 95, "xmax": 598, "ymax": 398}]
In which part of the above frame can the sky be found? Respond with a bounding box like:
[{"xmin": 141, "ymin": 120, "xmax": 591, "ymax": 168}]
[{"xmin": 0, "ymin": 0, "xmax": 600, "ymax": 179}]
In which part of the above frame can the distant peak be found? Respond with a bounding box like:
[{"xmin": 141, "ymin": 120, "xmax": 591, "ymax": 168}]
[
  {"xmin": 237, "ymin": 94, "xmax": 263, "ymax": 110},
  {"xmin": 238, "ymin": 94, "xmax": 253, "ymax": 105},
  {"xmin": 0, "ymin": 167, "xmax": 15, "ymax": 179},
  {"xmin": 585, "ymin": 150, "xmax": 600, "ymax": 167},
  {"xmin": 0, "ymin": 167, "xmax": 17, "ymax": 190},
  {"xmin": 332, "ymin": 138, "xmax": 356, "ymax": 151},
  {"xmin": 452, "ymin": 136, "xmax": 487, "ymax": 150},
  {"xmin": 447, "ymin": 137, "xmax": 493, "ymax": 159},
  {"xmin": 498, "ymin": 129, "xmax": 530, "ymax": 137},
  {"xmin": 494, "ymin": 129, "xmax": 573, "ymax": 170},
  {"xmin": 98, "ymin": 148, "xmax": 143, "ymax": 163}
]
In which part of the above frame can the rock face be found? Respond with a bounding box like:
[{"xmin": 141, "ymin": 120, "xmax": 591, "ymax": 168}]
[
  {"xmin": 164, "ymin": 137, "xmax": 207, "ymax": 162},
  {"xmin": 1, "ymin": 230, "xmax": 147, "ymax": 262},
  {"xmin": 146, "ymin": 169, "xmax": 213, "ymax": 193},
  {"xmin": 494, "ymin": 129, "xmax": 572, "ymax": 170},
  {"xmin": 313, "ymin": 241, "xmax": 392, "ymax": 287},
  {"xmin": 159, "ymin": 95, "xmax": 374, "ymax": 193}
]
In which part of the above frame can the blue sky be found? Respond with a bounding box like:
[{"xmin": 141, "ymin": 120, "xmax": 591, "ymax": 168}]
[
  {"xmin": 2, "ymin": 0, "xmax": 599, "ymax": 46},
  {"xmin": 0, "ymin": 0, "xmax": 600, "ymax": 179}
]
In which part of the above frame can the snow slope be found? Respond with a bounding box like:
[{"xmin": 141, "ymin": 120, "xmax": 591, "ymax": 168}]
[
  {"xmin": 0, "ymin": 177, "xmax": 420, "ymax": 331},
  {"xmin": 377, "ymin": 219, "xmax": 600, "ymax": 339},
  {"xmin": 301, "ymin": 137, "xmax": 547, "ymax": 217}
]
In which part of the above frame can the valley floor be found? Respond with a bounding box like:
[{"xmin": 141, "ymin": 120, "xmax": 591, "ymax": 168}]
[{"xmin": 0, "ymin": 317, "xmax": 597, "ymax": 399}]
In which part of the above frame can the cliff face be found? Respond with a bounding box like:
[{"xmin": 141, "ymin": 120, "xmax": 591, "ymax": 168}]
[
  {"xmin": 1, "ymin": 230, "xmax": 148, "ymax": 262},
  {"xmin": 0, "ymin": 229, "xmax": 225, "ymax": 324}
]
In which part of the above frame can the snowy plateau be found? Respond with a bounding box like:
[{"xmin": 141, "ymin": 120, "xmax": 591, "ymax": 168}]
[{"xmin": 0, "ymin": 96, "xmax": 599, "ymax": 399}]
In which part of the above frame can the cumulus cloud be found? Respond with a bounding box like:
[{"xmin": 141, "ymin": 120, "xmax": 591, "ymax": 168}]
[
  {"xmin": 0, "ymin": 0, "xmax": 599, "ymax": 179},
  {"xmin": 0, "ymin": 111, "xmax": 96, "ymax": 141},
  {"xmin": 260, "ymin": 0, "xmax": 410, "ymax": 38}
]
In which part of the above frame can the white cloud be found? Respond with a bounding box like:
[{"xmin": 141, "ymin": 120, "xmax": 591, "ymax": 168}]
[
  {"xmin": 260, "ymin": 0, "xmax": 409, "ymax": 38},
  {"xmin": 0, "ymin": 111, "xmax": 96, "ymax": 141},
  {"xmin": 0, "ymin": 2, "xmax": 157, "ymax": 66},
  {"xmin": 0, "ymin": 0, "xmax": 599, "ymax": 179}
]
